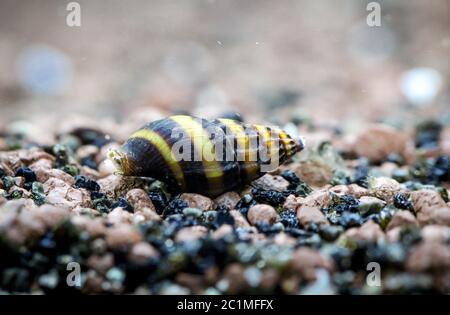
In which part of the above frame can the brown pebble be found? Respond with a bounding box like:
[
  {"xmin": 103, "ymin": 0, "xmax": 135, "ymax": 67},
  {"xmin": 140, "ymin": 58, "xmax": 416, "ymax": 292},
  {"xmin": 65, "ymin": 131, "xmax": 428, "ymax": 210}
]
[
  {"xmin": 297, "ymin": 205, "xmax": 328, "ymax": 226},
  {"xmin": 180, "ymin": 193, "xmax": 214, "ymax": 211},
  {"xmin": 87, "ymin": 253, "xmax": 114, "ymax": 275},
  {"xmin": 221, "ymin": 263, "xmax": 247, "ymax": 294},
  {"xmin": 134, "ymin": 207, "xmax": 161, "ymax": 222},
  {"xmin": 45, "ymin": 182, "xmax": 92, "ymax": 209},
  {"xmin": 98, "ymin": 159, "xmax": 116, "ymax": 177},
  {"xmin": 175, "ymin": 226, "xmax": 208, "ymax": 242},
  {"xmin": 33, "ymin": 204, "xmax": 69, "ymax": 228},
  {"xmin": 406, "ymin": 241, "xmax": 450, "ymax": 272},
  {"xmin": 283, "ymin": 194, "xmax": 302, "ymax": 210},
  {"xmin": 71, "ymin": 216, "xmax": 106, "ymax": 238},
  {"xmin": 252, "ymin": 174, "xmax": 290, "ymax": 192},
  {"xmin": 214, "ymin": 192, "xmax": 241, "ymax": 209},
  {"xmin": 343, "ymin": 220, "xmax": 385, "ymax": 242},
  {"xmin": 105, "ymin": 223, "xmax": 142, "ymax": 249},
  {"xmin": 0, "ymin": 151, "xmax": 24, "ymax": 172},
  {"xmin": 212, "ymin": 224, "xmax": 233, "ymax": 239},
  {"xmin": 126, "ymin": 188, "xmax": 156, "ymax": 212},
  {"xmin": 293, "ymin": 160, "xmax": 334, "ymax": 187},
  {"xmin": 289, "ymin": 247, "xmax": 334, "ymax": 282},
  {"xmin": 82, "ymin": 270, "xmax": 104, "ymax": 294},
  {"xmin": 0, "ymin": 200, "xmax": 44, "ymax": 244},
  {"xmin": 386, "ymin": 210, "xmax": 418, "ymax": 231},
  {"xmin": 412, "ymin": 189, "xmax": 447, "ymax": 211},
  {"xmin": 411, "ymin": 190, "xmax": 450, "ymax": 226},
  {"xmin": 107, "ymin": 207, "xmax": 134, "ymax": 224},
  {"xmin": 98, "ymin": 175, "xmax": 148, "ymax": 198},
  {"xmin": 12, "ymin": 176, "xmax": 25, "ymax": 188},
  {"xmin": 175, "ymin": 273, "xmax": 205, "ymax": 294},
  {"xmin": 247, "ymin": 204, "xmax": 279, "ymax": 225},
  {"xmin": 378, "ymin": 162, "xmax": 398, "ymax": 177},
  {"xmin": 34, "ymin": 168, "xmax": 74, "ymax": 185},
  {"xmin": 259, "ymin": 269, "xmax": 280, "ymax": 291},
  {"xmin": 329, "ymin": 184, "xmax": 368, "ymax": 198},
  {"xmin": 301, "ymin": 189, "xmax": 331, "ymax": 208},
  {"xmin": 0, "ymin": 162, "xmax": 14, "ymax": 177},
  {"xmin": 28, "ymin": 158, "xmax": 53, "ymax": 171},
  {"xmin": 79, "ymin": 166, "xmax": 101, "ymax": 179},
  {"xmin": 421, "ymin": 225, "xmax": 450, "ymax": 243},
  {"xmin": 386, "ymin": 226, "xmax": 402, "ymax": 242},
  {"xmin": 352, "ymin": 124, "xmax": 410, "ymax": 163},
  {"xmin": 368, "ymin": 177, "xmax": 401, "ymax": 201},
  {"xmin": 128, "ymin": 242, "xmax": 159, "ymax": 265},
  {"xmin": 229, "ymin": 210, "xmax": 251, "ymax": 228},
  {"xmin": 440, "ymin": 125, "xmax": 450, "ymax": 157},
  {"xmin": 273, "ymin": 232, "xmax": 296, "ymax": 246},
  {"xmin": 77, "ymin": 145, "xmax": 99, "ymax": 160}
]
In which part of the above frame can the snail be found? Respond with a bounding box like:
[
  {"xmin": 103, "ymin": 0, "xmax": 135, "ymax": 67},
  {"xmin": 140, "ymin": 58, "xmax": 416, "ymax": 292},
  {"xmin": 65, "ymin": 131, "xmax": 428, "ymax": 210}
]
[{"xmin": 108, "ymin": 115, "xmax": 304, "ymax": 196}]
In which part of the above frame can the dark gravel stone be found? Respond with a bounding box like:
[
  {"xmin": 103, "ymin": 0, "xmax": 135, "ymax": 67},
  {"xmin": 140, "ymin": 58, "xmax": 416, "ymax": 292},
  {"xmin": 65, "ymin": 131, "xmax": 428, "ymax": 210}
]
[
  {"xmin": 73, "ymin": 175, "xmax": 100, "ymax": 192},
  {"xmin": 339, "ymin": 212, "xmax": 363, "ymax": 228},
  {"xmin": 111, "ymin": 197, "xmax": 134, "ymax": 212},
  {"xmin": 279, "ymin": 209, "xmax": 299, "ymax": 229},
  {"xmin": 352, "ymin": 158, "xmax": 370, "ymax": 187},
  {"xmin": 15, "ymin": 167, "xmax": 37, "ymax": 190},
  {"xmin": 281, "ymin": 170, "xmax": 313, "ymax": 197},
  {"xmin": 281, "ymin": 170, "xmax": 301, "ymax": 185},
  {"xmin": 330, "ymin": 194, "xmax": 359, "ymax": 214},
  {"xmin": 393, "ymin": 193, "xmax": 413, "ymax": 210},
  {"xmin": 163, "ymin": 198, "xmax": 189, "ymax": 216},
  {"xmin": 31, "ymin": 182, "xmax": 46, "ymax": 206},
  {"xmin": 148, "ymin": 190, "xmax": 168, "ymax": 214},
  {"xmin": 213, "ymin": 207, "xmax": 235, "ymax": 228},
  {"xmin": 251, "ymin": 188, "xmax": 286, "ymax": 206},
  {"xmin": 415, "ymin": 120, "xmax": 441, "ymax": 149},
  {"xmin": 319, "ymin": 225, "xmax": 343, "ymax": 242},
  {"xmin": 80, "ymin": 157, "xmax": 97, "ymax": 170},
  {"xmin": 70, "ymin": 127, "xmax": 112, "ymax": 148},
  {"xmin": 235, "ymin": 194, "xmax": 257, "ymax": 217},
  {"xmin": 255, "ymin": 221, "xmax": 283, "ymax": 235}
]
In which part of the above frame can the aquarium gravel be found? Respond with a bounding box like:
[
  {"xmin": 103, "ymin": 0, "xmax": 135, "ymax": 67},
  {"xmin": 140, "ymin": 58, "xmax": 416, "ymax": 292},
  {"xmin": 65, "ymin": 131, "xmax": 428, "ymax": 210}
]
[{"xmin": 0, "ymin": 111, "xmax": 449, "ymax": 295}]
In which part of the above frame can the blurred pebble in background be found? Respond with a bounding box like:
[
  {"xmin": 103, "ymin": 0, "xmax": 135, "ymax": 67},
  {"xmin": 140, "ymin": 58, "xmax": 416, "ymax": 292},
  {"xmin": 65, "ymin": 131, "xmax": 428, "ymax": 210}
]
[
  {"xmin": 400, "ymin": 67, "xmax": 443, "ymax": 107},
  {"xmin": 347, "ymin": 22, "xmax": 397, "ymax": 63},
  {"xmin": 16, "ymin": 45, "xmax": 73, "ymax": 95},
  {"xmin": 162, "ymin": 42, "xmax": 212, "ymax": 88}
]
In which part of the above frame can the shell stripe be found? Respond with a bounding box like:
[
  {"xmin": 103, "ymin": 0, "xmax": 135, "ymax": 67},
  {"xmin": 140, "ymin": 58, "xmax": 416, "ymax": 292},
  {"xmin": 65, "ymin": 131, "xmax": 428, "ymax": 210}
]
[
  {"xmin": 277, "ymin": 129, "xmax": 289, "ymax": 150},
  {"xmin": 218, "ymin": 118, "xmax": 259, "ymax": 179},
  {"xmin": 217, "ymin": 118, "xmax": 253, "ymax": 161},
  {"xmin": 130, "ymin": 129, "xmax": 186, "ymax": 189},
  {"xmin": 169, "ymin": 115, "xmax": 224, "ymax": 190},
  {"xmin": 253, "ymin": 124, "xmax": 280, "ymax": 160}
]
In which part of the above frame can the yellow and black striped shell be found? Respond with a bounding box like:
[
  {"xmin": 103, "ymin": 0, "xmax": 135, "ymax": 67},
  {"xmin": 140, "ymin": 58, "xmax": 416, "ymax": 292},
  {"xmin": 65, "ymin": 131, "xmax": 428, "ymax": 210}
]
[{"xmin": 108, "ymin": 115, "xmax": 304, "ymax": 197}]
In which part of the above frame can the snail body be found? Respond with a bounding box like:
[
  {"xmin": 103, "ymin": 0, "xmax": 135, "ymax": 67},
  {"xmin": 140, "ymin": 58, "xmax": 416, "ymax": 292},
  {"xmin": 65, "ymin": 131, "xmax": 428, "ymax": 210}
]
[{"xmin": 109, "ymin": 115, "xmax": 304, "ymax": 196}]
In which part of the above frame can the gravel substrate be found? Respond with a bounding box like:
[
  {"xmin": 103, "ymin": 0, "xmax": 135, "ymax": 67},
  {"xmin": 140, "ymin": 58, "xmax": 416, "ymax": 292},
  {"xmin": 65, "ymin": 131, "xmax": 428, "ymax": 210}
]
[{"xmin": 0, "ymin": 111, "xmax": 449, "ymax": 294}]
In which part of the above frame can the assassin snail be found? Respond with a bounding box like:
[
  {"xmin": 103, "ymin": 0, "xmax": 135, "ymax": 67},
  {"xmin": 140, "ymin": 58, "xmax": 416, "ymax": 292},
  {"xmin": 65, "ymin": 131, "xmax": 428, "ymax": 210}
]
[{"xmin": 108, "ymin": 115, "xmax": 304, "ymax": 196}]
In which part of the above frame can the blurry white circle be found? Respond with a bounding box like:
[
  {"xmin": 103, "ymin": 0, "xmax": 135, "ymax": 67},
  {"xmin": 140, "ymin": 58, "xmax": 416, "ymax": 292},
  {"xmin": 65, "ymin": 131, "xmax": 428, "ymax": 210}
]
[
  {"xmin": 16, "ymin": 45, "xmax": 73, "ymax": 95},
  {"xmin": 400, "ymin": 67, "xmax": 443, "ymax": 106}
]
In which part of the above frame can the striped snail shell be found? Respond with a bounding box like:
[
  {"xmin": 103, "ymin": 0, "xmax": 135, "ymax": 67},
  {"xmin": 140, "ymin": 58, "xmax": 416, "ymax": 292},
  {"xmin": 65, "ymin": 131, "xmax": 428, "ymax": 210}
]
[{"xmin": 108, "ymin": 115, "xmax": 304, "ymax": 197}]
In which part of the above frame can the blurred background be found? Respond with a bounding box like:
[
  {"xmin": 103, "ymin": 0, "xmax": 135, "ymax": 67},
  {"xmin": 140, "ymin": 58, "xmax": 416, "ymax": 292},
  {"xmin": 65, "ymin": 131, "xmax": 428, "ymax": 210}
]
[{"xmin": 0, "ymin": 0, "xmax": 448, "ymax": 133}]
